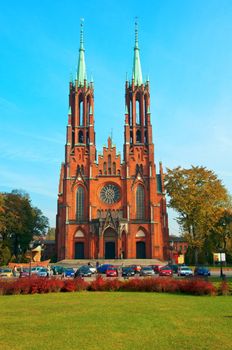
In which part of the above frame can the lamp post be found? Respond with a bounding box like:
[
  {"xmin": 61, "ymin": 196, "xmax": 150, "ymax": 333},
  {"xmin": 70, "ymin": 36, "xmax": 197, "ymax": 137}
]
[
  {"xmin": 218, "ymin": 248, "xmax": 225, "ymax": 280},
  {"xmin": 29, "ymin": 242, "xmax": 33, "ymax": 277}
]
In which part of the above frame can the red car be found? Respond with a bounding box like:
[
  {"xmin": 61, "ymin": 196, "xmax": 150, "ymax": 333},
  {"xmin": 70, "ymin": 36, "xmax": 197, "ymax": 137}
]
[
  {"xmin": 150, "ymin": 264, "xmax": 163, "ymax": 274},
  {"xmin": 130, "ymin": 265, "xmax": 142, "ymax": 274},
  {"xmin": 106, "ymin": 267, "xmax": 118, "ymax": 277},
  {"xmin": 159, "ymin": 266, "xmax": 173, "ymax": 277}
]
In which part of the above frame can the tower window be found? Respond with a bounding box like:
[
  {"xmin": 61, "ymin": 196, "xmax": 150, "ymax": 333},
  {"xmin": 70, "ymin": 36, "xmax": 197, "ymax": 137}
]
[
  {"xmin": 86, "ymin": 131, "xmax": 89, "ymax": 145},
  {"xmin": 136, "ymin": 184, "xmax": 145, "ymax": 219},
  {"xmin": 144, "ymin": 97, "xmax": 147, "ymax": 126},
  {"xmin": 79, "ymin": 100, "xmax": 84, "ymax": 126},
  {"xmin": 72, "ymin": 129, "xmax": 75, "ymax": 147},
  {"xmin": 136, "ymin": 130, "xmax": 141, "ymax": 143},
  {"xmin": 76, "ymin": 187, "xmax": 84, "ymax": 221},
  {"xmin": 130, "ymin": 131, "xmax": 133, "ymax": 144},
  {"xmin": 78, "ymin": 130, "xmax": 84, "ymax": 143},
  {"xmin": 129, "ymin": 100, "xmax": 132, "ymax": 125},
  {"xmin": 144, "ymin": 130, "xmax": 148, "ymax": 144},
  {"xmin": 136, "ymin": 100, "xmax": 140, "ymax": 124}
]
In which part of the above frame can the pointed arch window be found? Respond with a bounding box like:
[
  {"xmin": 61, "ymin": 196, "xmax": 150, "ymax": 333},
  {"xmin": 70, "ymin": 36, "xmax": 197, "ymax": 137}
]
[
  {"xmin": 129, "ymin": 100, "xmax": 133, "ymax": 125},
  {"xmin": 79, "ymin": 100, "xmax": 84, "ymax": 126},
  {"xmin": 144, "ymin": 96, "xmax": 147, "ymax": 126},
  {"xmin": 136, "ymin": 130, "xmax": 141, "ymax": 143},
  {"xmin": 108, "ymin": 155, "xmax": 111, "ymax": 174},
  {"xmin": 78, "ymin": 130, "xmax": 84, "ymax": 143},
  {"xmin": 72, "ymin": 129, "xmax": 75, "ymax": 147},
  {"xmin": 136, "ymin": 184, "xmax": 145, "ymax": 219},
  {"xmin": 136, "ymin": 100, "xmax": 140, "ymax": 124},
  {"xmin": 130, "ymin": 131, "xmax": 133, "ymax": 144},
  {"xmin": 76, "ymin": 187, "xmax": 84, "ymax": 221},
  {"xmin": 144, "ymin": 130, "xmax": 148, "ymax": 144}
]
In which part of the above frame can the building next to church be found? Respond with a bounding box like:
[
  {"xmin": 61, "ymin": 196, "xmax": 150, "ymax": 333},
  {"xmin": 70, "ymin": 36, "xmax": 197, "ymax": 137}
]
[{"xmin": 56, "ymin": 22, "xmax": 169, "ymax": 261}]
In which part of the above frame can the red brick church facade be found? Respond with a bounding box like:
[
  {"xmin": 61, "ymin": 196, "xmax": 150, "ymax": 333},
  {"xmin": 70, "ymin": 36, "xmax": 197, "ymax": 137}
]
[{"xmin": 56, "ymin": 22, "xmax": 169, "ymax": 260}]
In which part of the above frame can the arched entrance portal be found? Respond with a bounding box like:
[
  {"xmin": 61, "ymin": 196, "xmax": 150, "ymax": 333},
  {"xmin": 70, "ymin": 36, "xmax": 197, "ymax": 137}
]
[
  {"xmin": 104, "ymin": 227, "xmax": 117, "ymax": 259},
  {"xmin": 136, "ymin": 241, "xmax": 146, "ymax": 258}
]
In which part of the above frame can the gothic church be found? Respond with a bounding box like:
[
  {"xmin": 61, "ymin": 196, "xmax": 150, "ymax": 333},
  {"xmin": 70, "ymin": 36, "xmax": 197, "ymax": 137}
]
[{"xmin": 56, "ymin": 22, "xmax": 169, "ymax": 260}]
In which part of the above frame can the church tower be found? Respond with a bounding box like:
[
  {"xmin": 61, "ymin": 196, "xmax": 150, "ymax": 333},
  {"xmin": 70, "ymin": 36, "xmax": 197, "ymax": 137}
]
[
  {"xmin": 56, "ymin": 21, "xmax": 96, "ymax": 260},
  {"xmin": 123, "ymin": 20, "xmax": 168, "ymax": 259},
  {"xmin": 56, "ymin": 21, "xmax": 169, "ymax": 261}
]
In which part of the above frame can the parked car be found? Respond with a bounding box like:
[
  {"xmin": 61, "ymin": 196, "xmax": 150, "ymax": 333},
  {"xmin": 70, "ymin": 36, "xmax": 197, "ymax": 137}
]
[
  {"xmin": 106, "ymin": 267, "xmax": 118, "ymax": 277},
  {"xmin": 168, "ymin": 264, "xmax": 178, "ymax": 274},
  {"xmin": 130, "ymin": 265, "xmax": 142, "ymax": 274},
  {"xmin": 75, "ymin": 266, "xmax": 92, "ymax": 277},
  {"xmin": 122, "ymin": 267, "xmax": 135, "ymax": 277},
  {"xmin": 140, "ymin": 266, "xmax": 155, "ymax": 276},
  {"xmin": 63, "ymin": 268, "xmax": 75, "ymax": 278},
  {"xmin": 52, "ymin": 266, "xmax": 64, "ymax": 275},
  {"xmin": 194, "ymin": 266, "xmax": 211, "ymax": 277},
  {"xmin": 19, "ymin": 268, "xmax": 30, "ymax": 278},
  {"xmin": 31, "ymin": 266, "xmax": 44, "ymax": 275},
  {"xmin": 178, "ymin": 266, "xmax": 193, "ymax": 277},
  {"xmin": 97, "ymin": 264, "xmax": 114, "ymax": 274},
  {"xmin": 37, "ymin": 268, "xmax": 48, "ymax": 277},
  {"xmin": 0, "ymin": 267, "xmax": 13, "ymax": 278},
  {"xmin": 150, "ymin": 264, "xmax": 163, "ymax": 274},
  {"xmin": 159, "ymin": 266, "xmax": 173, "ymax": 277}
]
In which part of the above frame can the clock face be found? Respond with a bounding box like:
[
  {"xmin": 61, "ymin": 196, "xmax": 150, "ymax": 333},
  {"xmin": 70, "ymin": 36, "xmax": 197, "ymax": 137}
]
[{"xmin": 100, "ymin": 184, "xmax": 120, "ymax": 204}]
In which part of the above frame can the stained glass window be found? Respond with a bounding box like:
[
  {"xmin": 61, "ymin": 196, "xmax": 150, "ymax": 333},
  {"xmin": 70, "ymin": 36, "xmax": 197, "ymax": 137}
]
[
  {"xmin": 136, "ymin": 185, "xmax": 145, "ymax": 219},
  {"xmin": 76, "ymin": 187, "xmax": 84, "ymax": 221}
]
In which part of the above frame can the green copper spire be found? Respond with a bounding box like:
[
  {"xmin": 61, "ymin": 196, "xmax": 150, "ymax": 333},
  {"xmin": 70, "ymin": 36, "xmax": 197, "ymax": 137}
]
[
  {"xmin": 77, "ymin": 19, "xmax": 87, "ymax": 86},
  {"xmin": 132, "ymin": 19, "xmax": 143, "ymax": 86}
]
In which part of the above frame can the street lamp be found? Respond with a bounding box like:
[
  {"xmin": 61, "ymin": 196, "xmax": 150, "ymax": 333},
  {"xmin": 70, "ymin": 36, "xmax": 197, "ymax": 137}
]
[
  {"xmin": 218, "ymin": 248, "xmax": 225, "ymax": 280},
  {"xmin": 29, "ymin": 241, "xmax": 33, "ymax": 277}
]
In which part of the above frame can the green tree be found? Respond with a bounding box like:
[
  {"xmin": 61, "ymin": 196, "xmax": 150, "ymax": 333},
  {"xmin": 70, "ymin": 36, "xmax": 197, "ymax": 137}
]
[
  {"xmin": 0, "ymin": 190, "xmax": 49, "ymax": 259},
  {"xmin": 164, "ymin": 166, "xmax": 229, "ymax": 264},
  {"xmin": 0, "ymin": 242, "xmax": 11, "ymax": 265}
]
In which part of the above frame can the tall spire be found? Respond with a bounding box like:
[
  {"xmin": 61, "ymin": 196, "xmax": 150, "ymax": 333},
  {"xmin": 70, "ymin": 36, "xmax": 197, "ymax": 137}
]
[
  {"xmin": 132, "ymin": 18, "xmax": 143, "ymax": 86},
  {"xmin": 77, "ymin": 19, "xmax": 87, "ymax": 86}
]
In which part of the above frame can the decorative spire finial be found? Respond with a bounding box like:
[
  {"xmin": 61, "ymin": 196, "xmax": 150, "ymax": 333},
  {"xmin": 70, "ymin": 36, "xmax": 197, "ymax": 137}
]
[
  {"xmin": 135, "ymin": 17, "xmax": 139, "ymax": 48},
  {"xmin": 77, "ymin": 18, "xmax": 87, "ymax": 86},
  {"xmin": 80, "ymin": 18, "xmax": 84, "ymax": 49},
  {"xmin": 132, "ymin": 17, "xmax": 143, "ymax": 85}
]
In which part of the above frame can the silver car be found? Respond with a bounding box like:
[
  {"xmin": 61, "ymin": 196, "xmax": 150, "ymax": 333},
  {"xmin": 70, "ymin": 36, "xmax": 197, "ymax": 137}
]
[
  {"xmin": 140, "ymin": 266, "xmax": 155, "ymax": 276},
  {"xmin": 178, "ymin": 266, "xmax": 193, "ymax": 277}
]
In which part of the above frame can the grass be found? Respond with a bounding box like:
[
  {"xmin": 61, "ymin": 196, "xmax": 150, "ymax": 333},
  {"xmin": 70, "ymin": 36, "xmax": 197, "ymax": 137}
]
[{"xmin": 0, "ymin": 293, "xmax": 232, "ymax": 350}]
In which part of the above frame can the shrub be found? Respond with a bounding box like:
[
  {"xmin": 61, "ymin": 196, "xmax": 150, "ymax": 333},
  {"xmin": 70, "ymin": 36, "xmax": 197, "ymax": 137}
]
[
  {"xmin": 178, "ymin": 278, "xmax": 216, "ymax": 296},
  {"xmin": 88, "ymin": 275, "xmax": 122, "ymax": 291},
  {"xmin": 218, "ymin": 281, "xmax": 231, "ymax": 296},
  {"xmin": 0, "ymin": 276, "xmax": 220, "ymax": 296},
  {"xmin": 61, "ymin": 278, "xmax": 88, "ymax": 292}
]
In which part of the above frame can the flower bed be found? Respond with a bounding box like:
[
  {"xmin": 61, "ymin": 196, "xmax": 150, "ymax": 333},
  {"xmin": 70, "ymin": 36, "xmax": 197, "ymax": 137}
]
[{"xmin": 0, "ymin": 276, "xmax": 224, "ymax": 296}]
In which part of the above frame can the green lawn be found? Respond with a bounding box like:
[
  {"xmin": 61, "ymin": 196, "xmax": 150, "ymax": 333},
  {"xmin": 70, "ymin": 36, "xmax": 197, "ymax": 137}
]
[{"xmin": 0, "ymin": 293, "xmax": 232, "ymax": 350}]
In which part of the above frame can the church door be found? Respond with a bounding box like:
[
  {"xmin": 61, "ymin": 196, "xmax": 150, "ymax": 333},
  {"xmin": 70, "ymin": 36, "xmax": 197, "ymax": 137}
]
[
  {"xmin": 104, "ymin": 227, "xmax": 116, "ymax": 259},
  {"xmin": 136, "ymin": 241, "xmax": 146, "ymax": 258},
  {"xmin": 75, "ymin": 242, "xmax": 85, "ymax": 259},
  {"xmin": 105, "ymin": 242, "xmax": 115, "ymax": 259}
]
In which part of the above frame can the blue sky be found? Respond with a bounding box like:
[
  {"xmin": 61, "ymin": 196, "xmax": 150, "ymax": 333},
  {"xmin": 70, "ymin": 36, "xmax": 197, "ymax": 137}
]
[{"xmin": 0, "ymin": 0, "xmax": 232, "ymax": 235}]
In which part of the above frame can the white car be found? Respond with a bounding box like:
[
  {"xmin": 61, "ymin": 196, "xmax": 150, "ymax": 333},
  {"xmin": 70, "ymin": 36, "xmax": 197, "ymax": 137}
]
[{"xmin": 178, "ymin": 266, "xmax": 193, "ymax": 277}]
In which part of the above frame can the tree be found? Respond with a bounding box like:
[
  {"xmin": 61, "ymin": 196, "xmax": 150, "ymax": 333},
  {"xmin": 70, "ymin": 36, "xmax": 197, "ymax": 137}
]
[
  {"xmin": 210, "ymin": 196, "xmax": 232, "ymax": 255},
  {"xmin": 0, "ymin": 190, "xmax": 49, "ymax": 260},
  {"xmin": 164, "ymin": 166, "xmax": 229, "ymax": 264}
]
